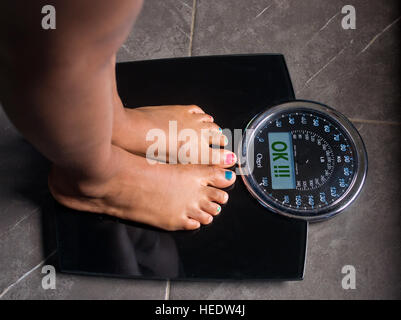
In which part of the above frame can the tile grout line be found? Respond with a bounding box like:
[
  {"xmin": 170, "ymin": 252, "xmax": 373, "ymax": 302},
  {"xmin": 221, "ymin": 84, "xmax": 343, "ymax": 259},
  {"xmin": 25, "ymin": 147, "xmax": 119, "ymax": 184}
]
[
  {"xmin": 0, "ymin": 250, "xmax": 57, "ymax": 299},
  {"xmin": 164, "ymin": 279, "xmax": 171, "ymax": 300},
  {"xmin": 350, "ymin": 118, "xmax": 401, "ymax": 126},
  {"xmin": 188, "ymin": 0, "xmax": 197, "ymax": 57}
]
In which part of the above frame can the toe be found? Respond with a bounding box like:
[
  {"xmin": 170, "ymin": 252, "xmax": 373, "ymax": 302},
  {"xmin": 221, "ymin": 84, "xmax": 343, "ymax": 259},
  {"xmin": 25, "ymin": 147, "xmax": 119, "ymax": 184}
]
[
  {"xmin": 188, "ymin": 105, "xmax": 205, "ymax": 114},
  {"xmin": 188, "ymin": 209, "xmax": 214, "ymax": 225},
  {"xmin": 205, "ymin": 187, "xmax": 229, "ymax": 204},
  {"xmin": 205, "ymin": 129, "xmax": 227, "ymax": 146},
  {"xmin": 200, "ymin": 199, "xmax": 223, "ymax": 216},
  {"xmin": 204, "ymin": 167, "xmax": 236, "ymax": 188},
  {"xmin": 195, "ymin": 113, "xmax": 214, "ymax": 123},
  {"xmin": 183, "ymin": 218, "xmax": 201, "ymax": 230},
  {"xmin": 206, "ymin": 149, "xmax": 237, "ymax": 167}
]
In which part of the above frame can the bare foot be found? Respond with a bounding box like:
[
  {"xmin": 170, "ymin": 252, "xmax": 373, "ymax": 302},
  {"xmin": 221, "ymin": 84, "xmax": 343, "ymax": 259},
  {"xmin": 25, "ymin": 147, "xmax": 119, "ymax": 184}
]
[
  {"xmin": 48, "ymin": 145, "xmax": 236, "ymax": 231},
  {"xmin": 112, "ymin": 101, "xmax": 236, "ymax": 167}
]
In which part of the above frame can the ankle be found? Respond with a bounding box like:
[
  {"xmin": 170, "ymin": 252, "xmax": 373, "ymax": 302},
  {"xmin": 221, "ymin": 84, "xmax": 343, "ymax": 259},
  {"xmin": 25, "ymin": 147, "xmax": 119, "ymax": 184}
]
[
  {"xmin": 112, "ymin": 98, "xmax": 130, "ymax": 144},
  {"xmin": 48, "ymin": 145, "xmax": 122, "ymax": 199},
  {"xmin": 112, "ymin": 106, "xmax": 146, "ymax": 152}
]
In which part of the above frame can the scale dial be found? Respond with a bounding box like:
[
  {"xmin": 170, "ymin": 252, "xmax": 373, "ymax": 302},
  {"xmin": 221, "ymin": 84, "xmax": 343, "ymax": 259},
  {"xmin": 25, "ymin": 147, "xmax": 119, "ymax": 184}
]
[
  {"xmin": 240, "ymin": 101, "xmax": 367, "ymax": 221},
  {"xmin": 291, "ymin": 129, "xmax": 335, "ymax": 191}
]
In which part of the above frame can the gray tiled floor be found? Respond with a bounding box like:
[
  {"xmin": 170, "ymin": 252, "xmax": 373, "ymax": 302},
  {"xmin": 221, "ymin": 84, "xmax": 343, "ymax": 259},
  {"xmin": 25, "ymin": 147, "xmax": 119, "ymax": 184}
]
[{"xmin": 1, "ymin": 0, "xmax": 400, "ymax": 299}]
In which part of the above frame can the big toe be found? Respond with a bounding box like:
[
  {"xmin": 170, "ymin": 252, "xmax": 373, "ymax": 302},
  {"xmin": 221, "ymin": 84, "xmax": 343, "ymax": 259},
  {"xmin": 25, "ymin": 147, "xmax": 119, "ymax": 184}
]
[{"xmin": 203, "ymin": 166, "xmax": 236, "ymax": 189}]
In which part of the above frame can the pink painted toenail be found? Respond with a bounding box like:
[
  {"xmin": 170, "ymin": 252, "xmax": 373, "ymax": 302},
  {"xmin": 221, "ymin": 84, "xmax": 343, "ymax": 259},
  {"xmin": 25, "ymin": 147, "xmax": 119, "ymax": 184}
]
[{"xmin": 225, "ymin": 153, "xmax": 236, "ymax": 164}]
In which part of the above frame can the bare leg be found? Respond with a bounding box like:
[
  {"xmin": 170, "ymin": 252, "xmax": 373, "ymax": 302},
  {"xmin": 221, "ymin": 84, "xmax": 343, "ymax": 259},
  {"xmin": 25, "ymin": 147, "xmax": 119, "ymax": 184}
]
[
  {"xmin": 0, "ymin": 0, "xmax": 143, "ymax": 182},
  {"xmin": 0, "ymin": 0, "xmax": 236, "ymax": 231}
]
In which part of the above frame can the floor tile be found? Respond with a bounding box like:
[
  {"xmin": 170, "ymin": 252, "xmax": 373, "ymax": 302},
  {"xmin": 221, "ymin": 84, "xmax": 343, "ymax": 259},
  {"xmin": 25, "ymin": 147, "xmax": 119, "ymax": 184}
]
[
  {"xmin": 1, "ymin": 267, "xmax": 166, "ymax": 300},
  {"xmin": 0, "ymin": 207, "xmax": 44, "ymax": 293},
  {"xmin": 192, "ymin": 0, "xmax": 401, "ymax": 122},
  {"xmin": 0, "ymin": 110, "xmax": 49, "ymax": 235},
  {"xmin": 117, "ymin": 0, "xmax": 193, "ymax": 62},
  {"xmin": 0, "ymin": 106, "xmax": 51, "ymax": 293}
]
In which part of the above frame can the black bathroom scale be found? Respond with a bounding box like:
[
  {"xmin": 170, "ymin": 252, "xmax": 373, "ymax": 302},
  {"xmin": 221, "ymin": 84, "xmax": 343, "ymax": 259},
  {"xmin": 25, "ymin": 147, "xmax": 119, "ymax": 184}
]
[{"xmin": 54, "ymin": 55, "xmax": 315, "ymax": 280}]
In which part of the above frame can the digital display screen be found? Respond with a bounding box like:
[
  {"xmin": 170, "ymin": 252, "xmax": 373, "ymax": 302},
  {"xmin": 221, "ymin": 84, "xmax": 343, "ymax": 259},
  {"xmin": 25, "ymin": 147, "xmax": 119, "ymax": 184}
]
[{"xmin": 268, "ymin": 132, "xmax": 296, "ymax": 190}]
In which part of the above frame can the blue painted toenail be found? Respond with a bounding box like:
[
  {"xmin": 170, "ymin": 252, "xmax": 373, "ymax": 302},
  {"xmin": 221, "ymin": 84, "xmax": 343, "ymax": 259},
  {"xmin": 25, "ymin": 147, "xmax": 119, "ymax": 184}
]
[
  {"xmin": 225, "ymin": 171, "xmax": 233, "ymax": 180},
  {"xmin": 218, "ymin": 127, "xmax": 222, "ymax": 132}
]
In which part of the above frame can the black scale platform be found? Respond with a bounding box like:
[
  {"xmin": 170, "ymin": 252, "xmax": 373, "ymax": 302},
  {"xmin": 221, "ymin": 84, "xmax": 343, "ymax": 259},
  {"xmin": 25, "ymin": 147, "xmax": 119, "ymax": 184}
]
[{"xmin": 54, "ymin": 55, "xmax": 308, "ymax": 280}]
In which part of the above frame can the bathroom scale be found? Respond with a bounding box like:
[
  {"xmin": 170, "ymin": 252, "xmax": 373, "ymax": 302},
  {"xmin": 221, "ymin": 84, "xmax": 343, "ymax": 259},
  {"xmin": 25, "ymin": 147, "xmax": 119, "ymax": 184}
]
[{"xmin": 53, "ymin": 54, "xmax": 367, "ymax": 280}]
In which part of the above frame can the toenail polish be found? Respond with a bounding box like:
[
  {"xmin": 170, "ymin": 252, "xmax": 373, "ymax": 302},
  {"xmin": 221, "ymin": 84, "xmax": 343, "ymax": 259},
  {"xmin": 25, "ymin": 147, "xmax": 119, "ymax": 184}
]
[
  {"xmin": 225, "ymin": 171, "xmax": 233, "ymax": 180},
  {"xmin": 218, "ymin": 127, "xmax": 222, "ymax": 132},
  {"xmin": 224, "ymin": 153, "xmax": 236, "ymax": 165},
  {"xmin": 216, "ymin": 206, "xmax": 221, "ymax": 214}
]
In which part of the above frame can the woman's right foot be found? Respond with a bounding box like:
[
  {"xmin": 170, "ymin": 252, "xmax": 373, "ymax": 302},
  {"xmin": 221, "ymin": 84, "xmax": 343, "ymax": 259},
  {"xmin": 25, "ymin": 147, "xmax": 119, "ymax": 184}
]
[{"xmin": 48, "ymin": 145, "xmax": 236, "ymax": 231}]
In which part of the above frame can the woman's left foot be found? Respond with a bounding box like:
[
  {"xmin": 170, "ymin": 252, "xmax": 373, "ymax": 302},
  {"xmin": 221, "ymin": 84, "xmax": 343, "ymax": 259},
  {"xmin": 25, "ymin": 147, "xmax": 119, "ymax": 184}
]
[{"xmin": 112, "ymin": 103, "xmax": 236, "ymax": 167}]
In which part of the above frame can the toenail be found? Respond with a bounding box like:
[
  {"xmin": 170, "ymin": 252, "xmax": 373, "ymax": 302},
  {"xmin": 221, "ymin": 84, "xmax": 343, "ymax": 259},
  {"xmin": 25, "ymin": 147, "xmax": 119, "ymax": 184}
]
[
  {"xmin": 224, "ymin": 136, "xmax": 228, "ymax": 145},
  {"xmin": 218, "ymin": 127, "xmax": 222, "ymax": 132},
  {"xmin": 224, "ymin": 153, "xmax": 236, "ymax": 165},
  {"xmin": 224, "ymin": 193, "xmax": 229, "ymax": 202},
  {"xmin": 225, "ymin": 171, "xmax": 233, "ymax": 180},
  {"xmin": 208, "ymin": 215, "xmax": 213, "ymax": 223},
  {"xmin": 216, "ymin": 205, "xmax": 221, "ymax": 214}
]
